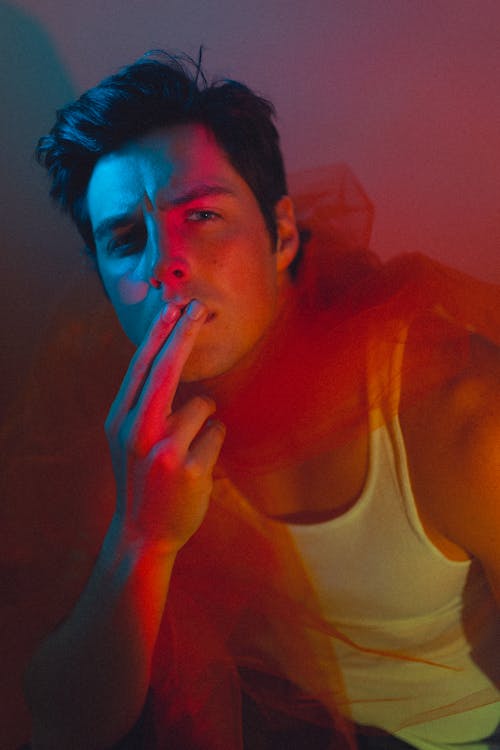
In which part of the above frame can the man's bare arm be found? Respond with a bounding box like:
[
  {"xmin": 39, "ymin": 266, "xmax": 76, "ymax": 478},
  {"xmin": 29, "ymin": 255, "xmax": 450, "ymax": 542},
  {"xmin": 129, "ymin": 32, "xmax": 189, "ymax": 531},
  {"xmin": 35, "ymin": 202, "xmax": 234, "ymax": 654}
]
[
  {"xmin": 402, "ymin": 327, "xmax": 500, "ymax": 604},
  {"xmin": 441, "ymin": 334, "xmax": 500, "ymax": 604},
  {"xmin": 24, "ymin": 300, "xmax": 225, "ymax": 749}
]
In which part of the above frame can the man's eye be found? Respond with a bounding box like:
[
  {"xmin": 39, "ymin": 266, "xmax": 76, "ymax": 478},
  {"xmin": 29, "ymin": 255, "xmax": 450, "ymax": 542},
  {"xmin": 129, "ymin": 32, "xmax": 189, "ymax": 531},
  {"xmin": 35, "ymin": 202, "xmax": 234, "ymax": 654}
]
[
  {"xmin": 107, "ymin": 232, "xmax": 145, "ymax": 257},
  {"xmin": 186, "ymin": 209, "xmax": 220, "ymax": 222}
]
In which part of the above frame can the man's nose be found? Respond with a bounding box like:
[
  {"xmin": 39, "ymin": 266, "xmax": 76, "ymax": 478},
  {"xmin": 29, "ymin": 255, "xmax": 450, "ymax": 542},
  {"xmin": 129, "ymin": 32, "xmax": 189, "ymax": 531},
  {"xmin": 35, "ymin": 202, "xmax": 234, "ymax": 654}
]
[{"xmin": 148, "ymin": 238, "xmax": 190, "ymax": 289}]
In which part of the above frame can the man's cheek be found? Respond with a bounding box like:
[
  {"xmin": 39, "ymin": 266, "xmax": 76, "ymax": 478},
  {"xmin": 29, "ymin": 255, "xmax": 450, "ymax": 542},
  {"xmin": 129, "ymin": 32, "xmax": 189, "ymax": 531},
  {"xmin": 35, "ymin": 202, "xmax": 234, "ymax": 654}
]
[
  {"xmin": 108, "ymin": 278, "xmax": 152, "ymax": 346},
  {"xmin": 117, "ymin": 275, "xmax": 149, "ymax": 305}
]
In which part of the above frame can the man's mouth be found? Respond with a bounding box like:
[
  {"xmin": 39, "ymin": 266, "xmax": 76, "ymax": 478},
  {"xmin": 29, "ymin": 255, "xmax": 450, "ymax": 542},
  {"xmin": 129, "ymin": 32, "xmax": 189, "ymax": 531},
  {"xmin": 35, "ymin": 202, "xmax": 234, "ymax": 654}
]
[{"xmin": 177, "ymin": 303, "xmax": 215, "ymax": 323}]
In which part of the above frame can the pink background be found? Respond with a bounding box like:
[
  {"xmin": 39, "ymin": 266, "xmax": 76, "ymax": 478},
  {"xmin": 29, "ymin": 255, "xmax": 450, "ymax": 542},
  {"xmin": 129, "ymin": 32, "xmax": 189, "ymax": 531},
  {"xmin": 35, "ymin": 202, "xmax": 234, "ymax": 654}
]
[
  {"xmin": 0, "ymin": 3, "xmax": 499, "ymax": 745},
  {"xmin": 2, "ymin": 0, "xmax": 500, "ymax": 414}
]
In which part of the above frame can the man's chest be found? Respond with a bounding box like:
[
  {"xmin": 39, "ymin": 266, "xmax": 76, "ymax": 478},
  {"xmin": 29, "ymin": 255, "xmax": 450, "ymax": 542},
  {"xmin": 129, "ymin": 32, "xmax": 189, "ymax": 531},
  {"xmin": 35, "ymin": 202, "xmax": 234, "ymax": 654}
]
[{"xmin": 229, "ymin": 428, "xmax": 369, "ymax": 525}]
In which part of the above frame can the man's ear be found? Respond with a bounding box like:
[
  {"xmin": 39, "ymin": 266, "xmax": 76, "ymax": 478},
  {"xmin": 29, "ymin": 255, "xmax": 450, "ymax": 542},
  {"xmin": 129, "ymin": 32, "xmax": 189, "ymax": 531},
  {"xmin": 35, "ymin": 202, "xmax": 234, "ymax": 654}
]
[{"xmin": 274, "ymin": 195, "xmax": 300, "ymax": 272}]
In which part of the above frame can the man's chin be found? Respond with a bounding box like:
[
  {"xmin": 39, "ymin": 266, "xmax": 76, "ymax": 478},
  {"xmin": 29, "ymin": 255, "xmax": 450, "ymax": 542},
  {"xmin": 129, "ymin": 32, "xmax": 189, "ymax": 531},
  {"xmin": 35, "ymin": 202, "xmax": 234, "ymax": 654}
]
[{"xmin": 179, "ymin": 353, "xmax": 235, "ymax": 384}]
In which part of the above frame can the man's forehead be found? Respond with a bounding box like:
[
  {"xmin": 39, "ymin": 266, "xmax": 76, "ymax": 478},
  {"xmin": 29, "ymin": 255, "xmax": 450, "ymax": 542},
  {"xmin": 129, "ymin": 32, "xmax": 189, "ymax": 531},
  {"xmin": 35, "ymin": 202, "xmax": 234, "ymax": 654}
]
[
  {"xmin": 87, "ymin": 151, "xmax": 148, "ymax": 226},
  {"xmin": 87, "ymin": 125, "xmax": 240, "ymax": 224}
]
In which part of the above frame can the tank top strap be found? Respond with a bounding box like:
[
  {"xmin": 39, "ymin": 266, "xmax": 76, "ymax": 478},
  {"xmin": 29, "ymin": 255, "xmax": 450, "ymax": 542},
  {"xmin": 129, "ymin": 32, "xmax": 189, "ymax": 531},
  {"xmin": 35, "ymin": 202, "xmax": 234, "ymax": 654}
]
[{"xmin": 365, "ymin": 317, "xmax": 410, "ymax": 432}]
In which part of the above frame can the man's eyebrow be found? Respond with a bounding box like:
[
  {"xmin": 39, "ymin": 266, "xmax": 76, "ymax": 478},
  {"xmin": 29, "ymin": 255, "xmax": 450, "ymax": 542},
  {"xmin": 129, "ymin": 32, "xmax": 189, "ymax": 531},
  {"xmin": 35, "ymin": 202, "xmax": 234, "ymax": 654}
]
[
  {"xmin": 159, "ymin": 184, "xmax": 235, "ymax": 208},
  {"xmin": 93, "ymin": 185, "xmax": 234, "ymax": 241},
  {"xmin": 93, "ymin": 214, "xmax": 139, "ymax": 243}
]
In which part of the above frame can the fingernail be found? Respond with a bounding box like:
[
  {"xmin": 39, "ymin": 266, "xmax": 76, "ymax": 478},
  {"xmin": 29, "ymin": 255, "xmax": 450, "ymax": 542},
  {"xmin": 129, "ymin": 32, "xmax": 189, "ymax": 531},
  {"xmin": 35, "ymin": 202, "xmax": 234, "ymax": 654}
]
[
  {"xmin": 207, "ymin": 418, "xmax": 226, "ymax": 435},
  {"xmin": 161, "ymin": 304, "xmax": 180, "ymax": 324},
  {"xmin": 186, "ymin": 300, "xmax": 206, "ymax": 320}
]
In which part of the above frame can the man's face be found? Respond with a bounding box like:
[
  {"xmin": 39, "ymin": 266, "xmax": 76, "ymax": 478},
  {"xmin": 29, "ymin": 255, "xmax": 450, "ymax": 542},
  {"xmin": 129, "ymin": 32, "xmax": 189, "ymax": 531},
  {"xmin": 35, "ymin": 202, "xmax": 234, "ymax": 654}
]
[{"xmin": 87, "ymin": 124, "xmax": 296, "ymax": 382}]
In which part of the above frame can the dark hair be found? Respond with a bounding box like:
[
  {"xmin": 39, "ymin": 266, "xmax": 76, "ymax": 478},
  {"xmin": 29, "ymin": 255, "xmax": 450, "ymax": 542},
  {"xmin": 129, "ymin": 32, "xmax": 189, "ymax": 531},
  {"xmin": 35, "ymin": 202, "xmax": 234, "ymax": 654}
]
[{"xmin": 36, "ymin": 50, "xmax": 288, "ymax": 258}]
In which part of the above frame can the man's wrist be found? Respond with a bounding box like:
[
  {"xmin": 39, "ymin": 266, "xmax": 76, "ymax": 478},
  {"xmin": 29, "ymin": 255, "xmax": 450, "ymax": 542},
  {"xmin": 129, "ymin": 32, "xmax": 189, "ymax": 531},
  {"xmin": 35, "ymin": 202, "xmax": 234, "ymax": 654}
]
[{"xmin": 104, "ymin": 514, "xmax": 179, "ymax": 574}]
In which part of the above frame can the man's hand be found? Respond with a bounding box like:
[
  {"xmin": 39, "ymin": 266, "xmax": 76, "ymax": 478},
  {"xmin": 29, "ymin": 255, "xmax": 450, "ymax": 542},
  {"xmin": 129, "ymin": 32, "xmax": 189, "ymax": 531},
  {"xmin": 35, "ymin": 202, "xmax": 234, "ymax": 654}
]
[
  {"xmin": 24, "ymin": 300, "xmax": 223, "ymax": 750},
  {"xmin": 105, "ymin": 299, "xmax": 226, "ymax": 554}
]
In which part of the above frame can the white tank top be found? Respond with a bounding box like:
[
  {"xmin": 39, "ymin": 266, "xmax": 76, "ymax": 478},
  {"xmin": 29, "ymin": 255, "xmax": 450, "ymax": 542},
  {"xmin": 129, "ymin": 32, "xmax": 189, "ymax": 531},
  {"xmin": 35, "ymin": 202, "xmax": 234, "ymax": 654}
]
[{"xmin": 286, "ymin": 329, "xmax": 500, "ymax": 748}]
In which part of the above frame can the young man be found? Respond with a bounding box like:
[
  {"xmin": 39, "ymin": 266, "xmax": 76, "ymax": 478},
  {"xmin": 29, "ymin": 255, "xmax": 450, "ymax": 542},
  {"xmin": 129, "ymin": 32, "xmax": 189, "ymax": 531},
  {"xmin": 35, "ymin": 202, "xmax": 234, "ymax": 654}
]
[{"xmin": 25, "ymin": 52, "xmax": 499, "ymax": 749}]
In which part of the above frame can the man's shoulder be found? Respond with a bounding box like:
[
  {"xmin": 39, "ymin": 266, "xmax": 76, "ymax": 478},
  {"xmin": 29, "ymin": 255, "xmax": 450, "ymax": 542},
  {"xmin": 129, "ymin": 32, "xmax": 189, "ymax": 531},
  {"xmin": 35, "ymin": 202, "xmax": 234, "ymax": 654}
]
[
  {"xmin": 441, "ymin": 330, "xmax": 500, "ymax": 512},
  {"xmin": 417, "ymin": 326, "xmax": 500, "ymax": 458},
  {"xmin": 400, "ymin": 308, "xmax": 500, "ymax": 420}
]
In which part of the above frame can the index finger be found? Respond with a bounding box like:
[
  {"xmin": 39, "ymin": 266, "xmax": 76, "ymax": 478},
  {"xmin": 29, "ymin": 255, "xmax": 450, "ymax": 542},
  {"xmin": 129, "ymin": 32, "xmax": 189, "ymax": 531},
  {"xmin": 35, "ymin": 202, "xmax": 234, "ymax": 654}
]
[
  {"xmin": 135, "ymin": 299, "xmax": 209, "ymax": 420},
  {"xmin": 109, "ymin": 302, "xmax": 182, "ymax": 421}
]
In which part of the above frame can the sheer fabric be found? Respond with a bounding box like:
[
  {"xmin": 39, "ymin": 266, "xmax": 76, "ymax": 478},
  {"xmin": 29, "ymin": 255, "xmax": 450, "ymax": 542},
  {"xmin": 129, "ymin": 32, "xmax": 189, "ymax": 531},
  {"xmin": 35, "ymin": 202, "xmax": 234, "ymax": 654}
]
[{"xmin": 2, "ymin": 164, "xmax": 499, "ymax": 748}]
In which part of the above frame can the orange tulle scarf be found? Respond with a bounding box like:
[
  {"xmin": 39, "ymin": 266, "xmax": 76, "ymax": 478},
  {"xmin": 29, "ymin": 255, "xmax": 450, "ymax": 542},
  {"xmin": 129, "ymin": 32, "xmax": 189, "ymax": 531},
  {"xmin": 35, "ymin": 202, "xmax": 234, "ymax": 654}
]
[{"xmin": 2, "ymin": 164, "xmax": 500, "ymax": 748}]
